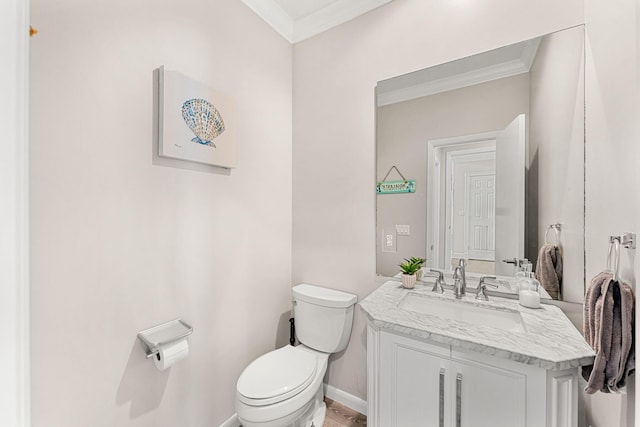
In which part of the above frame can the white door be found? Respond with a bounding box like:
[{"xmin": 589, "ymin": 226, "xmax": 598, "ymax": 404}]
[
  {"xmin": 444, "ymin": 149, "xmax": 495, "ymax": 269},
  {"xmin": 466, "ymin": 173, "xmax": 495, "ymax": 260},
  {"xmin": 494, "ymin": 115, "xmax": 526, "ymax": 276}
]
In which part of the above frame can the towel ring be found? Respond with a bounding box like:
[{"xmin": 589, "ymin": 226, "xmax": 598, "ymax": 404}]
[
  {"xmin": 545, "ymin": 224, "xmax": 561, "ymax": 246},
  {"xmin": 607, "ymin": 237, "xmax": 621, "ymax": 282}
]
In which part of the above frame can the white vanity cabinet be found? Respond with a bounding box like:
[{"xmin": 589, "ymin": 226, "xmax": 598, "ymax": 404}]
[{"xmin": 369, "ymin": 328, "xmax": 579, "ymax": 427}]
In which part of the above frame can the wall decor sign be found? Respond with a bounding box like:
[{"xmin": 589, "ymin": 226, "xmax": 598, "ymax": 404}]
[
  {"xmin": 376, "ymin": 180, "xmax": 416, "ymax": 194},
  {"xmin": 158, "ymin": 66, "xmax": 237, "ymax": 168},
  {"xmin": 377, "ymin": 165, "xmax": 415, "ymax": 194}
]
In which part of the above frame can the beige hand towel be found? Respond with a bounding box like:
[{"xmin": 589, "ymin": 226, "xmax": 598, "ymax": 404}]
[
  {"xmin": 535, "ymin": 244, "xmax": 563, "ymax": 300},
  {"xmin": 582, "ymin": 272, "xmax": 614, "ymax": 393},
  {"xmin": 607, "ymin": 280, "xmax": 635, "ymax": 392},
  {"xmin": 582, "ymin": 272, "xmax": 635, "ymax": 394}
]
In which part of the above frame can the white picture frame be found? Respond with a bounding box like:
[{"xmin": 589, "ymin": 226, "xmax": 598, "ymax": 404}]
[{"xmin": 158, "ymin": 66, "xmax": 237, "ymax": 168}]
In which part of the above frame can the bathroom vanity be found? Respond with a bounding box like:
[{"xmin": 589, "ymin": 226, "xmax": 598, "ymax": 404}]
[{"xmin": 359, "ymin": 280, "xmax": 595, "ymax": 427}]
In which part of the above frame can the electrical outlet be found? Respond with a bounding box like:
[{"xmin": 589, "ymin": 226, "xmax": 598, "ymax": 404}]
[{"xmin": 381, "ymin": 228, "xmax": 397, "ymax": 253}]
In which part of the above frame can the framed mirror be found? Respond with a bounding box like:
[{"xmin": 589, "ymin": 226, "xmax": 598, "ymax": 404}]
[{"xmin": 376, "ymin": 25, "xmax": 585, "ymax": 303}]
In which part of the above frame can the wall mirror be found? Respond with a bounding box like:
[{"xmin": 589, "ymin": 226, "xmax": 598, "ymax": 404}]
[{"xmin": 376, "ymin": 25, "xmax": 585, "ymax": 303}]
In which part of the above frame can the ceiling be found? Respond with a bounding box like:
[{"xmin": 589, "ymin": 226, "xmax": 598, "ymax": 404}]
[{"xmin": 241, "ymin": 0, "xmax": 394, "ymax": 43}]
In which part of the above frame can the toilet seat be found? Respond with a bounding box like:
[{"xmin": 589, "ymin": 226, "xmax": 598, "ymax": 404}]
[{"xmin": 237, "ymin": 345, "xmax": 318, "ymax": 406}]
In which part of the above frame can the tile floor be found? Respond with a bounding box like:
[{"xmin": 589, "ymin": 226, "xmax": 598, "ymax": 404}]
[{"xmin": 323, "ymin": 398, "xmax": 367, "ymax": 427}]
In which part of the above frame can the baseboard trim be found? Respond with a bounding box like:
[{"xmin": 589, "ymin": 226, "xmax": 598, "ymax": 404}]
[
  {"xmin": 323, "ymin": 383, "xmax": 368, "ymax": 416},
  {"xmin": 219, "ymin": 413, "xmax": 240, "ymax": 427}
]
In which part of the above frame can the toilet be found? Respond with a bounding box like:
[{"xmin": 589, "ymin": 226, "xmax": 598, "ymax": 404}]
[{"xmin": 235, "ymin": 283, "xmax": 357, "ymax": 427}]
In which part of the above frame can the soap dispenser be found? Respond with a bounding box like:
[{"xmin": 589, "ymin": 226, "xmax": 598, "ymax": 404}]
[
  {"xmin": 518, "ymin": 266, "xmax": 541, "ymax": 309},
  {"xmin": 514, "ymin": 260, "xmax": 531, "ymax": 291}
]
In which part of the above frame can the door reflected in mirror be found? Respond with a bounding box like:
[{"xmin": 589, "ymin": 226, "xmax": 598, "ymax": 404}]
[{"xmin": 376, "ymin": 25, "xmax": 585, "ymax": 302}]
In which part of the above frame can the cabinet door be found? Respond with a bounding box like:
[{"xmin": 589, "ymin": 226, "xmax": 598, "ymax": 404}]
[
  {"xmin": 450, "ymin": 357, "xmax": 526, "ymax": 427},
  {"xmin": 380, "ymin": 332, "xmax": 450, "ymax": 427}
]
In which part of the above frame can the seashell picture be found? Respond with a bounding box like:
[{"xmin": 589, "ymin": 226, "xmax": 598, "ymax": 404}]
[
  {"xmin": 181, "ymin": 98, "xmax": 225, "ymax": 147},
  {"xmin": 158, "ymin": 66, "xmax": 237, "ymax": 168}
]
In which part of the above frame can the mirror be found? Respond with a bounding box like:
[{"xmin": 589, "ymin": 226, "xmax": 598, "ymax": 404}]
[{"xmin": 376, "ymin": 26, "xmax": 585, "ymax": 303}]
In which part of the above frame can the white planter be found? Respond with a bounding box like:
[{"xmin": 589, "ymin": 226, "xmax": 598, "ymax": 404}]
[
  {"xmin": 416, "ymin": 268, "xmax": 423, "ymax": 281},
  {"xmin": 401, "ymin": 273, "xmax": 417, "ymax": 289}
]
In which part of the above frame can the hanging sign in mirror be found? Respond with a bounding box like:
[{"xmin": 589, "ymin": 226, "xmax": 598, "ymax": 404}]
[{"xmin": 377, "ymin": 166, "xmax": 416, "ymax": 194}]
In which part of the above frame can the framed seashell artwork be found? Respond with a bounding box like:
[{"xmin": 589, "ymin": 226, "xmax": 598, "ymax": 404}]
[{"xmin": 158, "ymin": 66, "xmax": 237, "ymax": 168}]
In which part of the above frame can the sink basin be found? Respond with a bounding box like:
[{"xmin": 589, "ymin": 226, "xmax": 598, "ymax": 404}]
[{"xmin": 398, "ymin": 293, "xmax": 527, "ymax": 333}]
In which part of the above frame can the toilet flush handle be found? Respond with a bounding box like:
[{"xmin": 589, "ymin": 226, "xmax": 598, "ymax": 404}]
[{"xmin": 289, "ymin": 317, "xmax": 296, "ymax": 346}]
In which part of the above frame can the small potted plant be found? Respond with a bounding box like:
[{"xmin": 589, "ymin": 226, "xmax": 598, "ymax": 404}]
[
  {"xmin": 399, "ymin": 259, "xmax": 420, "ymax": 289},
  {"xmin": 409, "ymin": 257, "xmax": 427, "ymax": 280}
]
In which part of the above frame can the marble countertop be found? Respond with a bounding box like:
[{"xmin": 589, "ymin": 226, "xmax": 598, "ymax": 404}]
[
  {"xmin": 359, "ymin": 279, "xmax": 595, "ymax": 370},
  {"xmin": 392, "ymin": 270, "xmax": 553, "ymax": 299}
]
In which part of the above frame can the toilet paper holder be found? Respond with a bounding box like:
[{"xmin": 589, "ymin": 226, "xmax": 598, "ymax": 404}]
[{"xmin": 137, "ymin": 319, "xmax": 193, "ymax": 359}]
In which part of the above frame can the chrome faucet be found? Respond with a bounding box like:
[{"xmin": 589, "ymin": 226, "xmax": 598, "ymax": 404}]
[
  {"xmin": 423, "ymin": 269, "xmax": 446, "ymax": 294},
  {"xmin": 453, "ymin": 259, "xmax": 467, "ymax": 299},
  {"xmin": 475, "ymin": 276, "xmax": 498, "ymax": 301}
]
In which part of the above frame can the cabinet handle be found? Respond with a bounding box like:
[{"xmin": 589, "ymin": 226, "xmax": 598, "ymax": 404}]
[
  {"xmin": 456, "ymin": 373, "xmax": 462, "ymax": 427},
  {"xmin": 439, "ymin": 368, "xmax": 445, "ymax": 427}
]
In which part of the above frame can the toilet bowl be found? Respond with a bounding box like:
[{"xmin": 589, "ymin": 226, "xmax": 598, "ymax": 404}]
[
  {"xmin": 235, "ymin": 284, "xmax": 357, "ymax": 427},
  {"xmin": 236, "ymin": 345, "xmax": 328, "ymax": 427}
]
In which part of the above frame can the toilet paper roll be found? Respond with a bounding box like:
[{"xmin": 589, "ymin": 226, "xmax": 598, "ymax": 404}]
[{"xmin": 153, "ymin": 339, "xmax": 189, "ymax": 371}]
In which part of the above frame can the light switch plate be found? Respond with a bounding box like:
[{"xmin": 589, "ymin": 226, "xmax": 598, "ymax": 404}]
[{"xmin": 396, "ymin": 225, "xmax": 410, "ymax": 236}]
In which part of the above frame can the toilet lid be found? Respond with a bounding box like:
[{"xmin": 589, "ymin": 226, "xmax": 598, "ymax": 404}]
[{"xmin": 237, "ymin": 345, "xmax": 317, "ymax": 404}]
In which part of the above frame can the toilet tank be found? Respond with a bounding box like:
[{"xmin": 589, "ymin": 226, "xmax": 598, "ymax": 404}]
[{"xmin": 292, "ymin": 284, "xmax": 357, "ymax": 353}]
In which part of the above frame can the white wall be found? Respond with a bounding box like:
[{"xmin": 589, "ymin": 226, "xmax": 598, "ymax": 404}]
[
  {"xmin": 529, "ymin": 25, "xmax": 585, "ymax": 303},
  {"xmin": 293, "ymin": 0, "xmax": 584, "ymax": 402},
  {"xmin": 584, "ymin": 0, "xmax": 638, "ymax": 425},
  {"xmin": 29, "ymin": 1, "xmax": 292, "ymax": 426}
]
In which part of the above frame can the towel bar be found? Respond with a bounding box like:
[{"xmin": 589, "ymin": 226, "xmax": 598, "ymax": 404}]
[
  {"xmin": 610, "ymin": 233, "xmax": 636, "ymax": 249},
  {"xmin": 607, "ymin": 233, "xmax": 636, "ymax": 281},
  {"xmin": 545, "ymin": 224, "xmax": 561, "ymax": 246}
]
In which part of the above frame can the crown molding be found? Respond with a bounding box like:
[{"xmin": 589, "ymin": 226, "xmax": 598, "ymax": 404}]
[
  {"xmin": 377, "ymin": 37, "xmax": 542, "ymax": 107},
  {"xmin": 242, "ymin": 0, "xmax": 393, "ymax": 43},
  {"xmin": 292, "ymin": 0, "xmax": 393, "ymax": 43},
  {"xmin": 242, "ymin": 0, "xmax": 294, "ymax": 42}
]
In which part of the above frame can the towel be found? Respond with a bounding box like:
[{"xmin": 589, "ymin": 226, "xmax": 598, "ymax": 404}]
[
  {"xmin": 535, "ymin": 244, "xmax": 563, "ymax": 300},
  {"xmin": 608, "ymin": 279, "xmax": 635, "ymax": 392},
  {"xmin": 582, "ymin": 271, "xmax": 635, "ymax": 394}
]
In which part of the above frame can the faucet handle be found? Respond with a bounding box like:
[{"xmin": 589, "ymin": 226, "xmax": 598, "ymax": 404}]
[
  {"xmin": 479, "ymin": 276, "xmax": 498, "ymax": 287},
  {"xmin": 475, "ymin": 276, "xmax": 498, "ymax": 300},
  {"xmin": 429, "ymin": 269, "xmax": 445, "ymax": 281},
  {"xmin": 502, "ymin": 257, "xmax": 529, "ymax": 267},
  {"xmin": 458, "ymin": 258, "xmax": 467, "ymax": 268},
  {"xmin": 429, "ymin": 269, "xmax": 445, "ymax": 293}
]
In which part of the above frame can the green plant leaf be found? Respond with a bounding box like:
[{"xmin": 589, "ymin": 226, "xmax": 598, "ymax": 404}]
[{"xmin": 399, "ymin": 260, "xmax": 420, "ymax": 275}]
